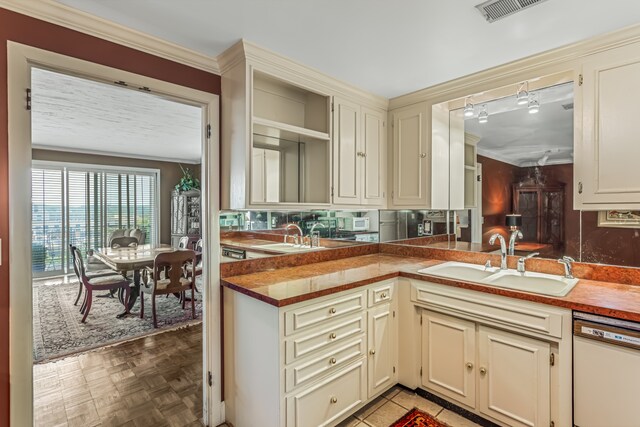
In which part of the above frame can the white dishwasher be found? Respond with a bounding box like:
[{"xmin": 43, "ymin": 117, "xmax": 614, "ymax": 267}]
[{"xmin": 573, "ymin": 312, "xmax": 640, "ymax": 427}]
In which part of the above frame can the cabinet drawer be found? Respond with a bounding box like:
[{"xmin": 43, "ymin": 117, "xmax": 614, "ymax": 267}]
[
  {"xmin": 285, "ymin": 291, "xmax": 365, "ymax": 336},
  {"xmin": 285, "ymin": 336, "xmax": 365, "ymax": 393},
  {"xmin": 286, "ymin": 359, "xmax": 366, "ymax": 427},
  {"xmin": 368, "ymin": 281, "xmax": 394, "ymax": 307},
  {"xmin": 285, "ymin": 312, "xmax": 365, "ymax": 364},
  {"xmin": 411, "ymin": 281, "xmax": 563, "ymax": 338}
]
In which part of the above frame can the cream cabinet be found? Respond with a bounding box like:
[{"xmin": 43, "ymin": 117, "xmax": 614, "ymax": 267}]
[
  {"xmin": 478, "ymin": 326, "xmax": 550, "ymax": 427},
  {"xmin": 390, "ymin": 102, "xmax": 449, "ymax": 209},
  {"xmin": 332, "ymin": 97, "xmax": 386, "ymax": 207},
  {"xmin": 420, "ymin": 310, "xmax": 476, "ymax": 408},
  {"xmin": 224, "ymin": 280, "xmax": 397, "ymax": 427},
  {"xmin": 576, "ymin": 41, "xmax": 640, "ymax": 209},
  {"xmin": 410, "ymin": 279, "xmax": 572, "ymax": 427}
]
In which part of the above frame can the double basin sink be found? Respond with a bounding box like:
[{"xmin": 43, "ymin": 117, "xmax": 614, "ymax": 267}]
[{"xmin": 418, "ymin": 261, "xmax": 578, "ymax": 297}]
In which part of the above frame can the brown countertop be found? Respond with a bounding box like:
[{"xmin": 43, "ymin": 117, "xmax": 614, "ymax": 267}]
[{"xmin": 221, "ymin": 254, "xmax": 640, "ymax": 322}]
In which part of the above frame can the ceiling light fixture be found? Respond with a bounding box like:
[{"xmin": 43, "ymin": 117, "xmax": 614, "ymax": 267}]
[
  {"xmin": 528, "ymin": 92, "xmax": 540, "ymax": 114},
  {"xmin": 464, "ymin": 98, "xmax": 475, "ymax": 118},
  {"xmin": 516, "ymin": 82, "xmax": 529, "ymax": 105},
  {"xmin": 478, "ymin": 104, "xmax": 489, "ymax": 124}
]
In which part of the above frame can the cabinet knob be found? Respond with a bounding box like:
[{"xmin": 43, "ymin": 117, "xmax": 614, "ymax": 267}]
[
  {"xmin": 329, "ymin": 357, "xmax": 337, "ymax": 365},
  {"xmin": 380, "ymin": 292, "xmax": 387, "ymax": 299},
  {"xmin": 466, "ymin": 362, "xmax": 473, "ymax": 370},
  {"xmin": 420, "ymin": 153, "xmax": 427, "ymax": 158},
  {"xmin": 329, "ymin": 332, "xmax": 337, "ymax": 340},
  {"xmin": 369, "ymin": 349, "xmax": 376, "ymax": 356},
  {"xmin": 480, "ymin": 367, "xmax": 487, "ymax": 375},
  {"xmin": 329, "ymin": 307, "xmax": 337, "ymax": 314},
  {"xmin": 578, "ymin": 181, "xmax": 583, "ymax": 194},
  {"xmin": 330, "ymin": 396, "xmax": 338, "ymax": 404}
]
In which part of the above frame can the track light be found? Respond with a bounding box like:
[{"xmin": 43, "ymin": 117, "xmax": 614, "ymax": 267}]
[
  {"xmin": 516, "ymin": 82, "xmax": 529, "ymax": 106},
  {"xmin": 528, "ymin": 92, "xmax": 540, "ymax": 114},
  {"xmin": 478, "ymin": 104, "xmax": 488, "ymax": 124},
  {"xmin": 464, "ymin": 98, "xmax": 475, "ymax": 118}
]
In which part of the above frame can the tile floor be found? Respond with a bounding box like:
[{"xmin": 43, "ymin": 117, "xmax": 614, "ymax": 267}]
[
  {"xmin": 33, "ymin": 323, "xmax": 203, "ymax": 427},
  {"xmin": 337, "ymin": 386, "xmax": 482, "ymax": 427}
]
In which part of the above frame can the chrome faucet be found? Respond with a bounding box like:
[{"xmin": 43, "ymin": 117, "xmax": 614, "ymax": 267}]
[
  {"xmin": 284, "ymin": 223, "xmax": 303, "ymax": 245},
  {"xmin": 517, "ymin": 252, "xmax": 539, "ymax": 274},
  {"xmin": 308, "ymin": 223, "xmax": 326, "ymax": 248},
  {"xmin": 508, "ymin": 230, "xmax": 523, "ymax": 256},
  {"xmin": 558, "ymin": 256, "xmax": 575, "ymax": 279},
  {"xmin": 489, "ymin": 233, "xmax": 508, "ymax": 270}
]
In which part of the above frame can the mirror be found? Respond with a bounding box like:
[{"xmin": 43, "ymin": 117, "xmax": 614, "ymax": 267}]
[{"xmin": 438, "ymin": 79, "xmax": 640, "ymax": 268}]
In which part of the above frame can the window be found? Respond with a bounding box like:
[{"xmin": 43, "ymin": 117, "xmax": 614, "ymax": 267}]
[{"xmin": 31, "ymin": 162, "xmax": 159, "ymax": 276}]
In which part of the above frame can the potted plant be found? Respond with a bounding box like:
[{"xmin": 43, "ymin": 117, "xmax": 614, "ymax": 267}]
[{"xmin": 175, "ymin": 164, "xmax": 200, "ymax": 193}]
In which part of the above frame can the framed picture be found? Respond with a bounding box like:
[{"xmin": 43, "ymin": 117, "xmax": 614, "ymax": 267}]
[{"xmin": 597, "ymin": 211, "xmax": 640, "ymax": 229}]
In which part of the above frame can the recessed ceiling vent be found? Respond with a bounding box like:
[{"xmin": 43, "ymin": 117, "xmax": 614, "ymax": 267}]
[{"xmin": 476, "ymin": 0, "xmax": 549, "ymax": 23}]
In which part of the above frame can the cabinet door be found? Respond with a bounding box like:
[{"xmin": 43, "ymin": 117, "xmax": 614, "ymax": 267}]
[
  {"xmin": 392, "ymin": 103, "xmax": 429, "ymax": 207},
  {"xmin": 478, "ymin": 326, "xmax": 550, "ymax": 427},
  {"xmin": 251, "ymin": 148, "xmax": 266, "ymax": 203},
  {"xmin": 421, "ymin": 310, "xmax": 475, "ymax": 408},
  {"xmin": 332, "ymin": 97, "xmax": 361, "ymax": 205},
  {"xmin": 367, "ymin": 303, "xmax": 395, "ymax": 398},
  {"xmin": 578, "ymin": 42, "xmax": 640, "ymax": 208},
  {"xmin": 361, "ymin": 107, "xmax": 386, "ymax": 206}
]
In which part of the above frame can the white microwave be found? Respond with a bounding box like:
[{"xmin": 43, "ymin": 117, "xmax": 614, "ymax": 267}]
[{"xmin": 343, "ymin": 217, "xmax": 370, "ymax": 231}]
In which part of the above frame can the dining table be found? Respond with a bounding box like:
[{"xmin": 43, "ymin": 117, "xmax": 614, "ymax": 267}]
[{"xmin": 93, "ymin": 243, "xmax": 176, "ymax": 317}]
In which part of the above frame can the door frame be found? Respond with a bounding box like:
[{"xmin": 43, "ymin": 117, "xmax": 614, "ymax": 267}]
[{"xmin": 7, "ymin": 42, "xmax": 223, "ymax": 426}]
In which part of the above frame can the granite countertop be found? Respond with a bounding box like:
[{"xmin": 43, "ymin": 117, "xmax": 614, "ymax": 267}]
[{"xmin": 221, "ymin": 253, "xmax": 640, "ymax": 322}]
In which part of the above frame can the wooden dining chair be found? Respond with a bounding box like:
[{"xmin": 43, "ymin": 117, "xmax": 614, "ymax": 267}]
[
  {"xmin": 140, "ymin": 250, "xmax": 196, "ymax": 328},
  {"xmin": 70, "ymin": 245, "xmax": 131, "ymax": 323},
  {"xmin": 187, "ymin": 239, "xmax": 203, "ymax": 278},
  {"xmin": 68, "ymin": 244, "xmax": 117, "ymax": 306},
  {"xmin": 110, "ymin": 236, "xmax": 139, "ymax": 249},
  {"xmin": 178, "ymin": 236, "xmax": 190, "ymax": 249}
]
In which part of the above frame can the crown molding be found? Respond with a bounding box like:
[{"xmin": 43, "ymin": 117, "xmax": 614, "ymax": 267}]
[
  {"xmin": 389, "ymin": 23, "xmax": 640, "ymax": 110},
  {"xmin": 0, "ymin": 0, "xmax": 220, "ymax": 75},
  {"xmin": 218, "ymin": 39, "xmax": 389, "ymax": 110}
]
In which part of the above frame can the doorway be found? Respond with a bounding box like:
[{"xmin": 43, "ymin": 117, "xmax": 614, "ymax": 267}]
[{"xmin": 8, "ymin": 42, "xmax": 223, "ymax": 426}]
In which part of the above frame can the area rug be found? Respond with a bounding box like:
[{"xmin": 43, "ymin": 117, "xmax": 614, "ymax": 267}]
[
  {"xmin": 33, "ymin": 278, "xmax": 202, "ymax": 362},
  {"xmin": 390, "ymin": 408, "xmax": 449, "ymax": 427}
]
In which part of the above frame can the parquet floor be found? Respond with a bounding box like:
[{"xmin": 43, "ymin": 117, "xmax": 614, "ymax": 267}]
[{"xmin": 34, "ymin": 323, "xmax": 204, "ymax": 427}]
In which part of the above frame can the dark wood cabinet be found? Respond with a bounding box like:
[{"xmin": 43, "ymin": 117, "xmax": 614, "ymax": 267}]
[
  {"xmin": 513, "ymin": 182, "xmax": 565, "ymax": 248},
  {"xmin": 170, "ymin": 189, "xmax": 201, "ymax": 248}
]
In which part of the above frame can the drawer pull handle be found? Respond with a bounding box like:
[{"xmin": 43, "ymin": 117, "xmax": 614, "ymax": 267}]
[
  {"xmin": 329, "ymin": 308, "xmax": 337, "ymax": 314},
  {"xmin": 329, "ymin": 357, "xmax": 337, "ymax": 365},
  {"xmin": 480, "ymin": 367, "xmax": 487, "ymax": 375},
  {"xmin": 466, "ymin": 362, "xmax": 473, "ymax": 370},
  {"xmin": 380, "ymin": 292, "xmax": 387, "ymax": 299},
  {"xmin": 329, "ymin": 332, "xmax": 337, "ymax": 339},
  {"xmin": 369, "ymin": 349, "xmax": 376, "ymax": 356},
  {"xmin": 330, "ymin": 396, "xmax": 338, "ymax": 404}
]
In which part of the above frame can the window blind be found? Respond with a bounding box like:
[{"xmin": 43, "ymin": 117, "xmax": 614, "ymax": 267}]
[{"xmin": 31, "ymin": 163, "xmax": 159, "ymax": 276}]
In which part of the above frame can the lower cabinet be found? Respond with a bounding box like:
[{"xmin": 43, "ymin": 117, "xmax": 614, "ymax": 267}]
[
  {"xmin": 412, "ymin": 280, "xmax": 571, "ymax": 427},
  {"xmin": 224, "ymin": 279, "xmax": 397, "ymax": 427},
  {"xmin": 478, "ymin": 326, "xmax": 550, "ymax": 427},
  {"xmin": 420, "ymin": 310, "xmax": 476, "ymax": 408}
]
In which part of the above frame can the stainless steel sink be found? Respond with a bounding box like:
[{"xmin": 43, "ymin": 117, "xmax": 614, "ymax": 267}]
[{"xmin": 418, "ymin": 261, "xmax": 578, "ymax": 297}]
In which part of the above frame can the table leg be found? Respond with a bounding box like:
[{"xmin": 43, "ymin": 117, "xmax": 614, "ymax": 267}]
[{"xmin": 116, "ymin": 269, "xmax": 140, "ymax": 318}]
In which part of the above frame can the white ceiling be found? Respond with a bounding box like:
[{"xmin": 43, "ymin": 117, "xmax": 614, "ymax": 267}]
[
  {"xmin": 54, "ymin": 0, "xmax": 640, "ymax": 98},
  {"xmin": 465, "ymin": 82, "xmax": 574, "ymax": 166},
  {"xmin": 31, "ymin": 67, "xmax": 203, "ymax": 163}
]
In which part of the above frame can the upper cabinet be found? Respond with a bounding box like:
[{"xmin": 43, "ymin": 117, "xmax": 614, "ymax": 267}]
[
  {"xmin": 575, "ymin": 41, "xmax": 640, "ymax": 210},
  {"xmin": 332, "ymin": 97, "xmax": 386, "ymax": 207},
  {"xmin": 220, "ymin": 41, "xmax": 388, "ymax": 210},
  {"xmin": 389, "ymin": 102, "xmax": 449, "ymax": 209}
]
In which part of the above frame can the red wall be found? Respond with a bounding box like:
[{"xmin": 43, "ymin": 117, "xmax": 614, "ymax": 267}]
[
  {"xmin": 0, "ymin": 8, "xmax": 221, "ymax": 424},
  {"xmin": 478, "ymin": 155, "xmax": 518, "ymax": 243}
]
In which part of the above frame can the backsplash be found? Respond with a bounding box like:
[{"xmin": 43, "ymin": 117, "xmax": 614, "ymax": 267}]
[{"xmin": 219, "ymin": 209, "xmax": 453, "ymax": 242}]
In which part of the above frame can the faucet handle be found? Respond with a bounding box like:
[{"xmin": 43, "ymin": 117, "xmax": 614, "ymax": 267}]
[
  {"xmin": 557, "ymin": 256, "xmax": 575, "ymax": 279},
  {"xmin": 562, "ymin": 256, "xmax": 575, "ymax": 262},
  {"xmin": 484, "ymin": 260, "xmax": 492, "ymax": 270}
]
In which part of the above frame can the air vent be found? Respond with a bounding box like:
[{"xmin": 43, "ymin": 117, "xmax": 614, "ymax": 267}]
[
  {"xmin": 476, "ymin": 0, "xmax": 549, "ymax": 23},
  {"xmin": 562, "ymin": 103, "xmax": 574, "ymax": 110}
]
